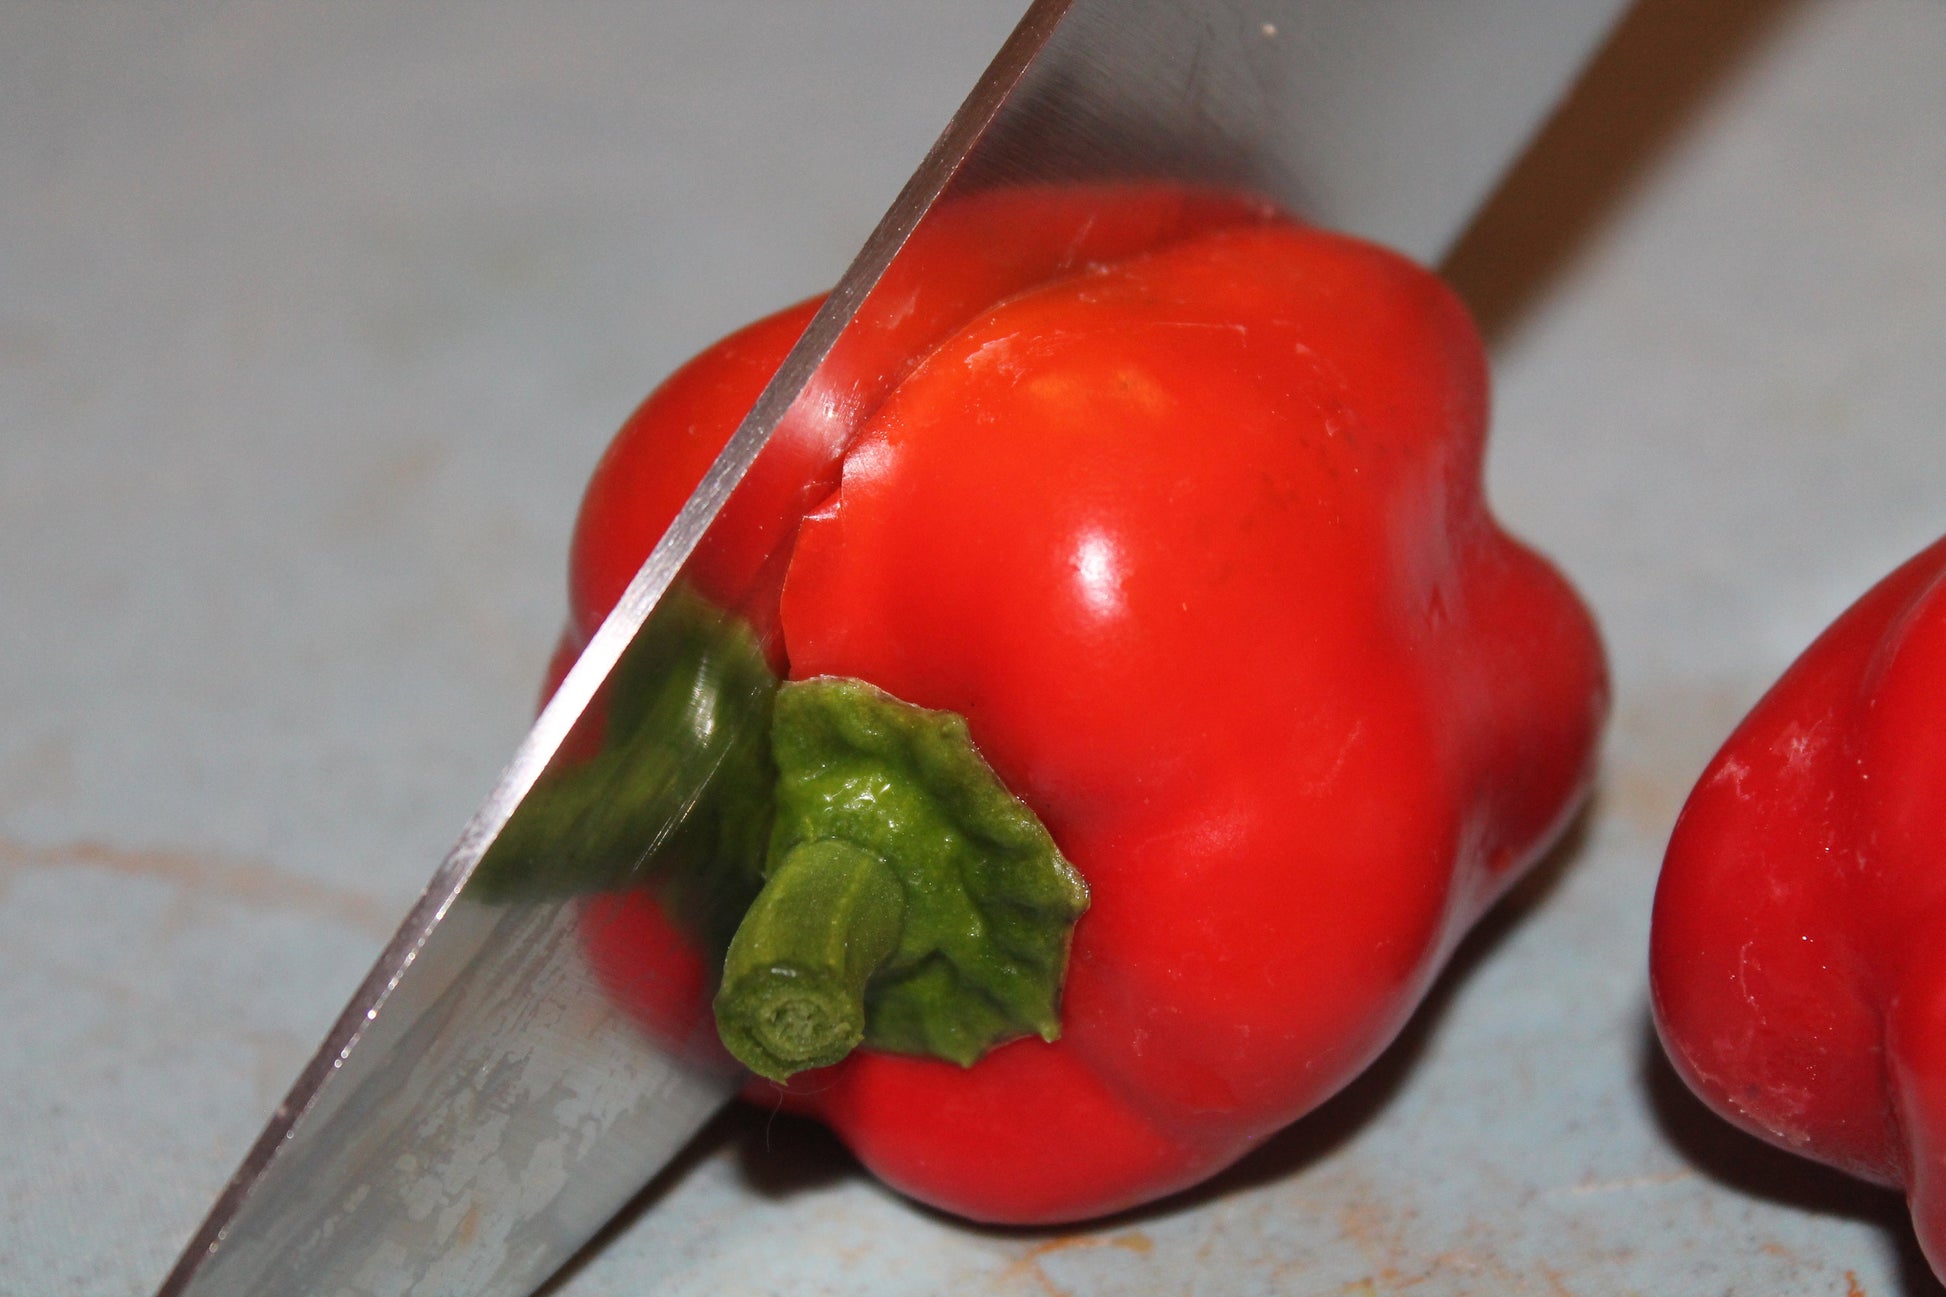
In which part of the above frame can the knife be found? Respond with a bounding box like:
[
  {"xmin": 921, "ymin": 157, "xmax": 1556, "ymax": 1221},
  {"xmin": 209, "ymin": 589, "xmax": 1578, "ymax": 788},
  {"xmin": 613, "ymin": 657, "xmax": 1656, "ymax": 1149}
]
[{"xmin": 155, "ymin": 2, "xmax": 1629, "ymax": 1293}]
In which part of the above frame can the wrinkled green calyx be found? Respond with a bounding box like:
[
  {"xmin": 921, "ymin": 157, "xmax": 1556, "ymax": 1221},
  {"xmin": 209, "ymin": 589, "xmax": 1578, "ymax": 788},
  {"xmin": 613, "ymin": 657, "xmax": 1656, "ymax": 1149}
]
[
  {"xmin": 467, "ymin": 587, "xmax": 774, "ymax": 954},
  {"xmin": 465, "ymin": 582, "xmax": 1086, "ymax": 1081},
  {"xmin": 714, "ymin": 678, "xmax": 1090, "ymax": 1082}
]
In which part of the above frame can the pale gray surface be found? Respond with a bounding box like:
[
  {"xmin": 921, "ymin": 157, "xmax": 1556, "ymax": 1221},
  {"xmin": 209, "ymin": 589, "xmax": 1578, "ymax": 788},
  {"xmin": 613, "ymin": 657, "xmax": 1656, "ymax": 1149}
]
[
  {"xmin": 154, "ymin": 0, "xmax": 1635, "ymax": 1289},
  {"xmin": 3, "ymin": 2, "xmax": 1944, "ymax": 1294}
]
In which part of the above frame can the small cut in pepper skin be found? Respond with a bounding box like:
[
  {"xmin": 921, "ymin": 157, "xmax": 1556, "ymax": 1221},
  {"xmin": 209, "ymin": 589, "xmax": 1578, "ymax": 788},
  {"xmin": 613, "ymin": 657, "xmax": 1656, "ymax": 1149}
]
[
  {"xmin": 559, "ymin": 196, "xmax": 1608, "ymax": 1224},
  {"xmin": 1652, "ymin": 533, "xmax": 1946, "ymax": 1279}
]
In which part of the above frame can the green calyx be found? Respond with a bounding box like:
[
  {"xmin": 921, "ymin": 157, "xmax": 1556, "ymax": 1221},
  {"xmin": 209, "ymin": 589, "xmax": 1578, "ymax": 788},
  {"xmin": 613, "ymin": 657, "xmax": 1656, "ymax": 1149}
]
[
  {"xmin": 465, "ymin": 581, "xmax": 1087, "ymax": 1083},
  {"xmin": 714, "ymin": 677, "xmax": 1090, "ymax": 1082}
]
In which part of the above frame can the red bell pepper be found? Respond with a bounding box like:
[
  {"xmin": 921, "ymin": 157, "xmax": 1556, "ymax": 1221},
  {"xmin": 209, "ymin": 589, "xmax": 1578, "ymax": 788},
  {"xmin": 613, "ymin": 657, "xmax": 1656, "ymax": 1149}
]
[
  {"xmin": 500, "ymin": 183, "xmax": 1262, "ymax": 1063},
  {"xmin": 554, "ymin": 193, "xmax": 1608, "ymax": 1223},
  {"xmin": 1652, "ymin": 533, "xmax": 1946, "ymax": 1278}
]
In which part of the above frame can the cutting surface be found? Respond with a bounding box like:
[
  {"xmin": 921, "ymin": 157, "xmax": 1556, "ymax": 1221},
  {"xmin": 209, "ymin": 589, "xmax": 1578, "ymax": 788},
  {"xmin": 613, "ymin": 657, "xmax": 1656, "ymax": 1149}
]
[{"xmin": 4, "ymin": 1, "xmax": 1945, "ymax": 1293}]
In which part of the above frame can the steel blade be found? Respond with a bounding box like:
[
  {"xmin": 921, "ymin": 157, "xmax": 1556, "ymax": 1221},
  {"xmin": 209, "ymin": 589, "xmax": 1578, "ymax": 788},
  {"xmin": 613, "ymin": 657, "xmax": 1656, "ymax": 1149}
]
[{"xmin": 155, "ymin": 2, "xmax": 1628, "ymax": 1294}]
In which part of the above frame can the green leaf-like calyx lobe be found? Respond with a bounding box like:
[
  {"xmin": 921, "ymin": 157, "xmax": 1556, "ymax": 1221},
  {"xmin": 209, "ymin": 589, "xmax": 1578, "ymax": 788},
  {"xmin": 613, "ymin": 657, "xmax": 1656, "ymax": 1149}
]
[{"xmin": 714, "ymin": 677, "xmax": 1090, "ymax": 1081}]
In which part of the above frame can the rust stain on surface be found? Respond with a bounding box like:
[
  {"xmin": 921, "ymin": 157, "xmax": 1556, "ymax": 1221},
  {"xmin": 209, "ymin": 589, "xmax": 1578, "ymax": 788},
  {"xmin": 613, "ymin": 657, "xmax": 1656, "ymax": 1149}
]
[
  {"xmin": 1560, "ymin": 1169, "xmax": 1696, "ymax": 1196},
  {"xmin": 1539, "ymin": 1261, "xmax": 1581, "ymax": 1297},
  {"xmin": 1000, "ymin": 1231, "xmax": 1155, "ymax": 1295},
  {"xmin": 0, "ymin": 836, "xmax": 394, "ymax": 940},
  {"xmin": 454, "ymin": 1201, "xmax": 481, "ymax": 1248}
]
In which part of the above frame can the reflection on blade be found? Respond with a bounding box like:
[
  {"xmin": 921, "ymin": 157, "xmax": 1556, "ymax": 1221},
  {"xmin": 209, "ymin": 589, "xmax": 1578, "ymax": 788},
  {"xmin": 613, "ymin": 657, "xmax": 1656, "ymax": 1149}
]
[
  {"xmin": 168, "ymin": 902, "xmax": 732, "ymax": 1293},
  {"xmin": 156, "ymin": 1, "xmax": 1627, "ymax": 1293},
  {"xmin": 156, "ymin": 590, "xmax": 777, "ymax": 1295},
  {"xmin": 473, "ymin": 587, "xmax": 776, "ymax": 945}
]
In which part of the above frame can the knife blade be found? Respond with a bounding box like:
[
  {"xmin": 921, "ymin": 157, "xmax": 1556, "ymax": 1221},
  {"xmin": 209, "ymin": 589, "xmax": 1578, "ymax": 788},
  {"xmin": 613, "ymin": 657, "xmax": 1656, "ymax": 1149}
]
[{"xmin": 155, "ymin": 2, "xmax": 1628, "ymax": 1294}]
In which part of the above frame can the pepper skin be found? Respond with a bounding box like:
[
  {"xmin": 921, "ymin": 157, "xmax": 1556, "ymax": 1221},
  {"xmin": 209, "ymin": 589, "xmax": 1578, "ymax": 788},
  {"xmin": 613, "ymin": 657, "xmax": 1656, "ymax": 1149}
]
[
  {"xmin": 1651, "ymin": 534, "xmax": 1946, "ymax": 1279},
  {"xmin": 563, "ymin": 200, "xmax": 1608, "ymax": 1223},
  {"xmin": 560, "ymin": 184, "xmax": 1266, "ymax": 661}
]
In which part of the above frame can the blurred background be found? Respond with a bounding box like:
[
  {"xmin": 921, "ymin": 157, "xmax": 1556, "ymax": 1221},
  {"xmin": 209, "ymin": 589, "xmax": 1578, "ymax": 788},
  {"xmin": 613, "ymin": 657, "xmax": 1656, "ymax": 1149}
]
[{"xmin": 4, "ymin": 1, "xmax": 1943, "ymax": 1292}]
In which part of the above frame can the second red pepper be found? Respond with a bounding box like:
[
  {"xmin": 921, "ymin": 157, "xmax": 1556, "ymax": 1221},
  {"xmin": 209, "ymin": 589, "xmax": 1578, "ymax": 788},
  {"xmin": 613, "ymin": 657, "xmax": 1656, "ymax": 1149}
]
[{"xmin": 1653, "ymin": 533, "xmax": 1946, "ymax": 1280}]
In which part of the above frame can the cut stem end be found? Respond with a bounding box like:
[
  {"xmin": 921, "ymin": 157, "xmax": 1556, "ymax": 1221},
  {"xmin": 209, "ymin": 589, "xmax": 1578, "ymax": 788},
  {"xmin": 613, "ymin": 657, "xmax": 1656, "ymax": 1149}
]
[{"xmin": 713, "ymin": 839, "xmax": 904, "ymax": 1080}]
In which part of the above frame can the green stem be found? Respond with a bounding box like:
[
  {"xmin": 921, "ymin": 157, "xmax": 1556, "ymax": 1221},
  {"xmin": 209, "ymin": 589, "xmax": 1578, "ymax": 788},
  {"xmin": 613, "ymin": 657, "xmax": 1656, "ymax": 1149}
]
[{"xmin": 713, "ymin": 839, "xmax": 905, "ymax": 1080}]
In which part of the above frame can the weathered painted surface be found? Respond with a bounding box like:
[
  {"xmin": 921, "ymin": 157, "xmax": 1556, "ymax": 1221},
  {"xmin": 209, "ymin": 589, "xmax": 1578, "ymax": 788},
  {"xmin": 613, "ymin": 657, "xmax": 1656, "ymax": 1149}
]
[{"xmin": 4, "ymin": 2, "xmax": 1944, "ymax": 1292}]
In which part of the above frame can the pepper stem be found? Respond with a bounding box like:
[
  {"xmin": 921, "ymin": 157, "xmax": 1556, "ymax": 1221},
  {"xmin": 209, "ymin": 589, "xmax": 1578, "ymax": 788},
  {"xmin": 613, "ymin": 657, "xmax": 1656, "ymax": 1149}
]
[{"xmin": 712, "ymin": 839, "xmax": 905, "ymax": 1080}]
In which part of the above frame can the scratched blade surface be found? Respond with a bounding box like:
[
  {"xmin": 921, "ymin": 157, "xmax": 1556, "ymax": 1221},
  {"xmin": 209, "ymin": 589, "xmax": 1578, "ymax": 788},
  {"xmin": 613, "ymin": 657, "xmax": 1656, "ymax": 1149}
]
[{"xmin": 155, "ymin": 2, "xmax": 1627, "ymax": 1295}]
